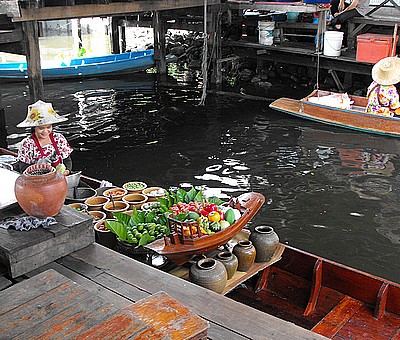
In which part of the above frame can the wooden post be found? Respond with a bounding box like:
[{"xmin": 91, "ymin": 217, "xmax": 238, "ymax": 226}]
[
  {"xmin": 0, "ymin": 91, "xmax": 7, "ymax": 148},
  {"xmin": 153, "ymin": 11, "xmax": 167, "ymax": 76},
  {"xmin": 110, "ymin": 17, "xmax": 120, "ymax": 54},
  {"xmin": 208, "ymin": 6, "xmax": 222, "ymax": 84},
  {"xmin": 22, "ymin": 20, "xmax": 44, "ymax": 102}
]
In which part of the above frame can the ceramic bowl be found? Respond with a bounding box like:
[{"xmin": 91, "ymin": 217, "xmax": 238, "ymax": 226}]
[
  {"xmin": 88, "ymin": 210, "xmax": 106, "ymax": 223},
  {"xmin": 122, "ymin": 181, "xmax": 147, "ymax": 193},
  {"xmin": 94, "ymin": 219, "xmax": 117, "ymax": 248},
  {"xmin": 85, "ymin": 196, "xmax": 110, "ymax": 211},
  {"xmin": 103, "ymin": 201, "xmax": 129, "ymax": 218},
  {"xmin": 68, "ymin": 202, "xmax": 88, "ymax": 213},
  {"xmin": 142, "ymin": 187, "xmax": 166, "ymax": 202},
  {"xmin": 103, "ymin": 187, "xmax": 128, "ymax": 201},
  {"xmin": 122, "ymin": 193, "xmax": 148, "ymax": 209}
]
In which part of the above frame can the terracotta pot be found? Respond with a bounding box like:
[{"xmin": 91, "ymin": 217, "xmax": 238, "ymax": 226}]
[
  {"xmin": 215, "ymin": 251, "xmax": 238, "ymax": 280},
  {"xmin": 103, "ymin": 201, "xmax": 129, "ymax": 218},
  {"xmin": 249, "ymin": 225, "xmax": 280, "ymax": 263},
  {"xmin": 189, "ymin": 258, "xmax": 227, "ymax": 294},
  {"xmin": 84, "ymin": 195, "xmax": 110, "ymax": 211},
  {"xmin": 14, "ymin": 164, "xmax": 67, "ymax": 218},
  {"xmin": 232, "ymin": 240, "xmax": 256, "ymax": 272},
  {"xmin": 94, "ymin": 219, "xmax": 116, "ymax": 248},
  {"xmin": 122, "ymin": 193, "xmax": 148, "ymax": 210}
]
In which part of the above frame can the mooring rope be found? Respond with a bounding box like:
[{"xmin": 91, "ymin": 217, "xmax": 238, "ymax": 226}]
[{"xmin": 199, "ymin": 0, "xmax": 208, "ymax": 106}]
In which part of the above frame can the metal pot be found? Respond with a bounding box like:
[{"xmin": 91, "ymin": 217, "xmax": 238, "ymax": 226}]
[{"xmin": 66, "ymin": 171, "xmax": 81, "ymax": 189}]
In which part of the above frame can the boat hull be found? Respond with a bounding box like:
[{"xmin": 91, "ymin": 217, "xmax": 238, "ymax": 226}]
[
  {"xmin": 270, "ymin": 90, "xmax": 400, "ymax": 137},
  {"xmin": 0, "ymin": 50, "xmax": 157, "ymax": 81},
  {"xmin": 146, "ymin": 192, "xmax": 266, "ymax": 266}
]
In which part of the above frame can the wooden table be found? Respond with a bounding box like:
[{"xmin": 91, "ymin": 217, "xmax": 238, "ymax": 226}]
[{"xmin": 0, "ymin": 269, "xmax": 209, "ymax": 339}]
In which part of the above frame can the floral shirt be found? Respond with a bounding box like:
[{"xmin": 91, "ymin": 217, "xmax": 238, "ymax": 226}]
[
  {"xmin": 17, "ymin": 132, "xmax": 73, "ymax": 165},
  {"xmin": 366, "ymin": 81, "xmax": 400, "ymax": 117}
]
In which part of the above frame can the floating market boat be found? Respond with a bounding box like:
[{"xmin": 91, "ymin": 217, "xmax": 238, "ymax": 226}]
[
  {"xmin": 146, "ymin": 192, "xmax": 266, "ymax": 266},
  {"xmin": 270, "ymin": 89, "xmax": 400, "ymax": 138},
  {"xmin": 0, "ymin": 50, "xmax": 167, "ymax": 81},
  {"xmin": 227, "ymin": 232, "xmax": 400, "ymax": 339}
]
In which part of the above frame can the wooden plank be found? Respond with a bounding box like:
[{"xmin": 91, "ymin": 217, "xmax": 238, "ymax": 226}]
[
  {"xmin": 0, "ymin": 0, "xmax": 20, "ymax": 17},
  {"xmin": 13, "ymin": 0, "xmax": 221, "ymax": 22},
  {"xmin": 70, "ymin": 244, "xmax": 328, "ymax": 339},
  {"xmin": 0, "ymin": 275, "xmax": 12, "ymax": 291},
  {"xmin": 311, "ymin": 296, "xmax": 364, "ymax": 338}
]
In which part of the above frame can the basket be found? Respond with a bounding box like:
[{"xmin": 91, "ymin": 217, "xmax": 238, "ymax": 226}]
[{"xmin": 167, "ymin": 216, "xmax": 207, "ymax": 245}]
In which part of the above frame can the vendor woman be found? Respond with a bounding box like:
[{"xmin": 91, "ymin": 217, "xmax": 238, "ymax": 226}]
[
  {"xmin": 17, "ymin": 100, "xmax": 73, "ymax": 174},
  {"xmin": 366, "ymin": 57, "xmax": 400, "ymax": 117}
]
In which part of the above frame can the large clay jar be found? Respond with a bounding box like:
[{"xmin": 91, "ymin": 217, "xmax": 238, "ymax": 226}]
[
  {"xmin": 14, "ymin": 164, "xmax": 67, "ymax": 218},
  {"xmin": 233, "ymin": 240, "xmax": 256, "ymax": 272},
  {"xmin": 249, "ymin": 225, "xmax": 280, "ymax": 263},
  {"xmin": 189, "ymin": 258, "xmax": 227, "ymax": 294},
  {"xmin": 215, "ymin": 251, "xmax": 238, "ymax": 280}
]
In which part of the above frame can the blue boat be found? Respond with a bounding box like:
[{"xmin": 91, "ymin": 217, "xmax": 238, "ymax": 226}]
[{"xmin": 0, "ymin": 50, "xmax": 160, "ymax": 81}]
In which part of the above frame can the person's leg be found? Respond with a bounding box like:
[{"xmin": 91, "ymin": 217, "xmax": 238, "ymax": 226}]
[{"xmin": 331, "ymin": 9, "xmax": 362, "ymax": 26}]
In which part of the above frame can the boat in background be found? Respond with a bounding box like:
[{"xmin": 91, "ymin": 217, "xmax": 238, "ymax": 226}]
[
  {"xmin": 270, "ymin": 89, "xmax": 400, "ymax": 138},
  {"xmin": 0, "ymin": 50, "xmax": 173, "ymax": 81}
]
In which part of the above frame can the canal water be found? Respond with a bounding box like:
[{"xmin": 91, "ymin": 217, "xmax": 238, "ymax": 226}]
[{"xmin": 2, "ymin": 70, "xmax": 400, "ymax": 284}]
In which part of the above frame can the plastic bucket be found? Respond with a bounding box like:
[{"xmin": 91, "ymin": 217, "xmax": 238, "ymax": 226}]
[
  {"xmin": 258, "ymin": 21, "xmax": 275, "ymax": 46},
  {"xmin": 323, "ymin": 31, "xmax": 344, "ymax": 56}
]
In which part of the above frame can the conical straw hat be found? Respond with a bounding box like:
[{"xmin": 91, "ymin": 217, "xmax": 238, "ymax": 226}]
[{"xmin": 371, "ymin": 57, "xmax": 400, "ymax": 86}]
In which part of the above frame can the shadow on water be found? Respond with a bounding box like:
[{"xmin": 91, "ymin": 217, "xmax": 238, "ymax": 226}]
[{"xmin": 2, "ymin": 72, "xmax": 400, "ymax": 283}]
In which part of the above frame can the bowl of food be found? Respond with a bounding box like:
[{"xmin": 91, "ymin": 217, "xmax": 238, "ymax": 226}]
[
  {"xmin": 103, "ymin": 201, "xmax": 129, "ymax": 218},
  {"xmin": 68, "ymin": 202, "xmax": 88, "ymax": 213},
  {"xmin": 123, "ymin": 181, "xmax": 147, "ymax": 193},
  {"xmin": 122, "ymin": 193, "xmax": 148, "ymax": 209},
  {"xmin": 103, "ymin": 187, "xmax": 128, "ymax": 201},
  {"xmin": 88, "ymin": 210, "xmax": 106, "ymax": 223},
  {"xmin": 142, "ymin": 187, "xmax": 166, "ymax": 202},
  {"xmin": 140, "ymin": 201, "xmax": 161, "ymax": 211},
  {"xmin": 94, "ymin": 219, "xmax": 117, "ymax": 248},
  {"xmin": 85, "ymin": 196, "xmax": 110, "ymax": 211}
]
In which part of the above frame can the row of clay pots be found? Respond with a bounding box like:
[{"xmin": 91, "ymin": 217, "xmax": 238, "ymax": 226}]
[{"xmin": 189, "ymin": 226, "xmax": 279, "ymax": 294}]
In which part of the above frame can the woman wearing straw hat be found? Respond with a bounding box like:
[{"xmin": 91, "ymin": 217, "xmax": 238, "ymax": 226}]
[
  {"xmin": 16, "ymin": 100, "xmax": 73, "ymax": 174},
  {"xmin": 366, "ymin": 57, "xmax": 400, "ymax": 117}
]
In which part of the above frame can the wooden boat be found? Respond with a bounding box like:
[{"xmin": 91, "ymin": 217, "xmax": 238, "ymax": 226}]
[
  {"xmin": 0, "ymin": 50, "xmax": 163, "ymax": 81},
  {"xmin": 146, "ymin": 192, "xmax": 265, "ymax": 266},
  {"xmin": 270, "ymin": 89, "xmax": 400, "ymax": 138},
  {"xmin": 227, "ymin": 233, "xmax": 400, "ymax": 339}
]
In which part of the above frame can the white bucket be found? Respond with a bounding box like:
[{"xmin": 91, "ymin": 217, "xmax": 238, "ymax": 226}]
[
  {"xmin": 258, "ymin": 21, "xmax": 275, "ymax": 46},
  {"xmin": 323, "ymin": 31, "xmax": 344, "ymax": 57}
]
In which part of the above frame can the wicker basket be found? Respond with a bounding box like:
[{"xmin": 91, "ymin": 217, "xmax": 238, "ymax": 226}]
[{"xmin": 167, "ymin": 216, "xmax": 207, "ymax": 245}]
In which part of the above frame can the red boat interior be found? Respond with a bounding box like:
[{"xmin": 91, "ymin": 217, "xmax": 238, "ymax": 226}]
[{"xmin": 227, "ymin": 245, "xmax": 400, "ymax": 339}]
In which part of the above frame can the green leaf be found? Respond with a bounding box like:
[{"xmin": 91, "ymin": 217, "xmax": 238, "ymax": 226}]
[
  {"xmin": 185, "ymin": 187, "xmax": 197, "ymax": 202},
  {"xmin": 105, "ymin": 220, "xmax": 127, "ymax": 241},
  {"xmin": 145, "ymin": 210, "xmax": 156, "ymax": 223},
  {"xmin": 137, "ymin": 211, "xmax": 146, "ymax": 223},
  {"xmin": 176, "ymin": 188, "xmax": 187, "ymax": 203},
  {"xmin": 194, "ymin": 190, "xmax": 205, "ymax": 204},
  {"xmin": 138, "ymin": 233, "xmax": 154, "ymax": 247},
  {"xmin": 157, "ymin": 197, "xmax": 170, "ymax": 212},
  {"xmin": 208, "ymin": 196, "xmax": 224, "ymax": 206},
  {"xmin": 113, "ymin": 212, "xmax": 130, "ymax": 226}
]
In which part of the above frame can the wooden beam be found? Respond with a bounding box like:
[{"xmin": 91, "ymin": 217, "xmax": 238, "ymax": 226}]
[
  {"xmin": 153, "ymin": 11, "xmax": 167, "ymax": 75},
  {"xmin": 12, "ymin": 0, "xmax": 221, "ymax": 22},
  {"xmin": 0, "ymin": 0, "xmax": 20, "ymax": 18}
]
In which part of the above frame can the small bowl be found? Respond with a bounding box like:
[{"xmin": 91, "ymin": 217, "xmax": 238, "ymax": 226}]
[
  {"xmin": 94, "ymin": 219, "xmax": 117, "ymax": 248},
  {"xmin": 103, "ymin": 187, "xmax": 128, "ymax": 201},
  {"xmin": 123, "ymin": 181, "xmax": 147, "ymax": 193},
  {"xmin": 122, "ymin": 193, "xmax": 148, "ymax": 209},
  {"xmin": 142, "ymin": 187, "xmax": 166, "ymax": 202},
  {"xmin": 68, "ymin": 203, "xmax": 88, "ymax": 213},
  {"xmin": 103, "ymin": 201, "xmax": 130, "ymax": 218},
  {"xmin": 85, "ymin": 196, "xmax": 110, "ymax": 211},
  {"xmin": 88, "ymin": 210, "xmax": 106, "ymax": 222}
]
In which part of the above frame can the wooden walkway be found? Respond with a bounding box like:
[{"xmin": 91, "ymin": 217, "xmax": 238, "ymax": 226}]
[{"xmin": 4, "ymin": 243, "xmax": 327, "ymax": 340}]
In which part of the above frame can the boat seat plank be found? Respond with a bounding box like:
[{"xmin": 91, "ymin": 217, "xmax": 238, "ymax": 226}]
[
  {"xmin": 374, "ymin": 282, "xmax": 389, "ymax": 319},
  {"xmin": 311, "ymin": 295, "xmax": 364, "ymax": 338},
  {"xmin": 70, "ymin": 244, "xmax": 328, "ymax": 339},
  {"xmin": 304, "ymin": 258, "xmax": 323, "ymax": 316}
]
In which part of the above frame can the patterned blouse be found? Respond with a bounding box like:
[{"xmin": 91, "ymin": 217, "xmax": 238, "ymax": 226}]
[
  {"xmin": 366, "ymin": 81, "xmax": 400, "ymax": 117},
  {"xmin": 17, "ymin": 132, "xmax": 73, "ymax": 165}
]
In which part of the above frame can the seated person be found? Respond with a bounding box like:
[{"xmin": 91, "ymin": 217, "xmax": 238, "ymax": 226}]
[
  {"xmin": 17, "ymin": 100, "xmax": 73, "ymax": 173},
  {"xmin": 366, "ymin": 57, "xmax": 400, "ymax": 117},
  {"xmin": 329, "ymin": 0, "xmax": 370, "ymax": 30}
]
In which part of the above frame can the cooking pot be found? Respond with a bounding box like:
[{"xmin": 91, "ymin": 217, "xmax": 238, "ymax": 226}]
[{"xmin": 66, "ymin": 171, "xmax": 82, "ymax": 189}]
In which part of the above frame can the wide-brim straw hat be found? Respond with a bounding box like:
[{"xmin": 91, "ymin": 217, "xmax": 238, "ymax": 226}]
[
  {"xmin": 372, "ymin": 57, "xmax": 400, "ymax": 86},
  {"xmin": 17, "ymin": 100, "xmax": 68, "ymax": 128}
]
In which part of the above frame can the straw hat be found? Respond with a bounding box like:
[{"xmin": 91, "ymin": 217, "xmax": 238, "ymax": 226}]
[
  {"xmin": 17, "ymin": 100, "xmax": 67, "ymax": 128},
  {"xmin": 372, "ymin": 57, "xmax": 400, "ymax": 86}
]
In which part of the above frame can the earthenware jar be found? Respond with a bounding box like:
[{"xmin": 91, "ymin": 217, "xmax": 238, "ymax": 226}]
[
  {"xmin": 249, "ymin": 225, "xmax": 279, "ymax": 263},
  {"xmin": 215, "ymin": 251, "xmax": 238, "ymax": 280},
  {"xmin": 189, "ymin": 258, "xmax": 227, "ymax": 294},
  {"xmin": 232, "ymin": 240, "xmax": 256, "ymax": 272},
  {"xmin": 14, "ymin": 164, "xmax": 67, "ymax": 218}
]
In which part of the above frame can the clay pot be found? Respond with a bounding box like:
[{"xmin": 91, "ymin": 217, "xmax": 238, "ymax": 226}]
[
  {"xmin": 85, "ymin": 196, "xmax": 110, "ymax": 211},
  {"xmin": 189, "ymin": 258, "xmax": 227, "ymax": 294},
  {"xmin": 14, "ymin": 164, "xmax": 67, "ymax": 218},
  {"xmin": 249, "ymin": 225, "xmax": 280, "ymax": 263},
  {"xmin": 215, "ymin": 251, "xmax": 238, "ymax": 280},
  {"xmin": 232, "ymin": 240, "xmax": 256, "ymax": 272}
]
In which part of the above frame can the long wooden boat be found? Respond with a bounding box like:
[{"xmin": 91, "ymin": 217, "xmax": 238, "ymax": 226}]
[
  {"xmin": 0, "ymin": 50, "xmax": 162, "ymax": 81},
  {"xmin": 146, "ymin": 192, "xmax": 265, "ymax": 266},
  {"xmin": 227, "ymin": 232, "xmax": 400, "ymax": 339},
  {"xmin": 270, "ymin": 89, "xmax": 400, "ymax": 138}
]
